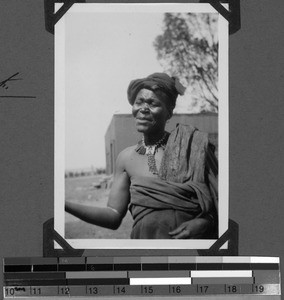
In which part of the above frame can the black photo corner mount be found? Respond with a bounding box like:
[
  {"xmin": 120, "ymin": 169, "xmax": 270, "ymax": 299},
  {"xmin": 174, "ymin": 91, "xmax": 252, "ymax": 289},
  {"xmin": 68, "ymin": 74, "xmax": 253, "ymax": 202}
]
[
  {"xmin": 199, "ymin": 0, "xmax": 241, "ymax": 35},
  {"xmin": 43, "ymin": 218, "xmax": 85, "ymax": 257},
  {"xmin": 198, "ymin": 219, "xmax": 239, "ymax": 256},
  {"xmin": 44, "ymin": 0, "xmax": 86, "ymax": 34},
  {"xmin": 43, "ymin": 218, "xmax": 238, "ymax": 257},
  {"xmin": 44, "ymin": 0, "xmax": 240, "ymax": 35}
]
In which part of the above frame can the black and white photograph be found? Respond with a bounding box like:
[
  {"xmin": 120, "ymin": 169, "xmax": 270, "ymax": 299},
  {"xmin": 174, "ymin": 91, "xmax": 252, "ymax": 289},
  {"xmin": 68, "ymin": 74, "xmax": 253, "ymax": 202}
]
[
  {"xmin": 54, "ymin": 3, "xmax": 228, "ymax": 249},
  {"xmin": 2, "ymin": 1, "xmax": 284, "ymax": 296}
]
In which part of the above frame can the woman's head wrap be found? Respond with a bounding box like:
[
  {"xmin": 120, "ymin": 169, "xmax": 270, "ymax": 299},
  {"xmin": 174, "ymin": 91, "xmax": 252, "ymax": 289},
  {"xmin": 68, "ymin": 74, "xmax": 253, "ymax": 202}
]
[{"xmin": 127, "ymin": 73, "xmax": 186, "ymax": 111}]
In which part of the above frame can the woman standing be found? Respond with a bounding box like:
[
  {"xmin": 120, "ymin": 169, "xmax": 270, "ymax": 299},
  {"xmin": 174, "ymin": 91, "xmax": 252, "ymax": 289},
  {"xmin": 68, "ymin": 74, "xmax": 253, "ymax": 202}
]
[{"xmin": 65, "ymin": 73, "xmax": 218, "ymax": 239}]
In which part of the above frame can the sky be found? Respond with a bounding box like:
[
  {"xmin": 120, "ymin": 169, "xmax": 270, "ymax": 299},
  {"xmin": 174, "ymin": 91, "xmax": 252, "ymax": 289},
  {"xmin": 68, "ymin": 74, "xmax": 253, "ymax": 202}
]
[
  {"xmin": 63, "ymin": 11, "xmax": 166, "ymax": 170},
  {"xmin": 58, "ymin": 5, "xmax": 222, "ymax": 170}
]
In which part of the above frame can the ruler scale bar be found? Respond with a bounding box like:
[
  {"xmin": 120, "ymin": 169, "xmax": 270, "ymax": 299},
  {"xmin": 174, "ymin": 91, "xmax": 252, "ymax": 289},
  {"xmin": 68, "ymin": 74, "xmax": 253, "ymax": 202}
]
[
  {"xmin": 3, "ymin": 284, "xmax": 281, "ymax": 297},
  {"xmin": 3, "ymin": 256, "xmax": 281, "ymax": 298}
]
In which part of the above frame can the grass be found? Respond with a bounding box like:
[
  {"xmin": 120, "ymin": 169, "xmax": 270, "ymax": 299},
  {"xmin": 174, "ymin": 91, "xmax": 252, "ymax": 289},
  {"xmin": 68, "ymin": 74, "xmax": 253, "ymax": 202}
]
[{"xmin": 65, "ymin": 175, "xmax": 133, "ymax": 239}]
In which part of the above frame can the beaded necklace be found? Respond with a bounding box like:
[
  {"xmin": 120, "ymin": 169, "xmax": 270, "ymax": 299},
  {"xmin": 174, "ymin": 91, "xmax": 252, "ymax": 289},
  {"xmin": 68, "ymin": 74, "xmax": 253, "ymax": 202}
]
[{"xmin": 135, "ymin": 132, "xmax": 169, "ymax": 175}]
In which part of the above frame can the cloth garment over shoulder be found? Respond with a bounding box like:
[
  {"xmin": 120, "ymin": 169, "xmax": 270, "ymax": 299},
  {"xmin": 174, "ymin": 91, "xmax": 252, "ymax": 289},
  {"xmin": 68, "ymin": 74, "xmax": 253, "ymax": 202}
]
[{"xmin": 129, "ymin": 124, "xmax": 218, "ymax": 239}]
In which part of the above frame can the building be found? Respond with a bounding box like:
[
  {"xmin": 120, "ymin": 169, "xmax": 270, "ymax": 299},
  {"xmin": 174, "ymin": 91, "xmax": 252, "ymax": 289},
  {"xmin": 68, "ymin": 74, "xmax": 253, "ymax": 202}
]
[{"xmin": 105, "ymin": 113, "xmax": 218, "ymax": 175}]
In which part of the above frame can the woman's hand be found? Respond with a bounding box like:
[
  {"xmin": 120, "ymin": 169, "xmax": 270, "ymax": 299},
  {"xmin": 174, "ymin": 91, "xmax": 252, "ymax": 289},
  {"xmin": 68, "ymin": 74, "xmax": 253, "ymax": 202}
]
[{"xmin": 168, "ymin": 217, "xmax": 211, "ymax": 239}]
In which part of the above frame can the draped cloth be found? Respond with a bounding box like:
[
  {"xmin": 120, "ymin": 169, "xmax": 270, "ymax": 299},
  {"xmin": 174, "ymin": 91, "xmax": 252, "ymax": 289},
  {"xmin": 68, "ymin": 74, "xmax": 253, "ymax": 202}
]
[{"xmin": 129, "ymin": 124, "xmax": 218, "ymax": 239}]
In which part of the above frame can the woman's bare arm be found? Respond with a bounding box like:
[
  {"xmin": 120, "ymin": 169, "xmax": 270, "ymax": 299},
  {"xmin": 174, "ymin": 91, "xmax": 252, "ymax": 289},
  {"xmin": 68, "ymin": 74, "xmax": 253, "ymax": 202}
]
[
  {"xmin": 65, "ymin": 149, "xmax": 131, "ymax": 230},
  {"xmin": 65, "ymin": 202, "xmax": 123, "ymax": 230}
]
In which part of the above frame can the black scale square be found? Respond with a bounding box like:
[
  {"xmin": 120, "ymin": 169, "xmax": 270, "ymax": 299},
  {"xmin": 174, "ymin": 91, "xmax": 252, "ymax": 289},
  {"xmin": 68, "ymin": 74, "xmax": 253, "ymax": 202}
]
[
  {"xmin": 58, "ymin": 264, "xmax": 86, "ymax": 271},
  {"xmin": 33, "ymin": 264, "xmax": 58, "ymax": 272},
  {"xmin": 87, "ymin": 264, "xmax": 113, "ymax": 271},
  {"xmin": 114, "ymin": 264, "xmax": 141, "ymax": 271},
  {"xmin": 223, "ymin": 263, "xmax": 251, "ymax": 270},
  {"xmin": 4, "ymin": 265, "xmax": 32, "ymax": 273},
  {"xmin": 251, "ymin": 263, "xmax": 279, "ymax": 270},
  {"xmin": 169, "ymin": 263, "xmax": 196, "ymax": 270},
  {"xmin": 197, "ymin": 263, "xmax": 223, "ymax": 270},
  {"xmin": 142, "ymin": 263, "xmax": 168, "ymax": 271}
]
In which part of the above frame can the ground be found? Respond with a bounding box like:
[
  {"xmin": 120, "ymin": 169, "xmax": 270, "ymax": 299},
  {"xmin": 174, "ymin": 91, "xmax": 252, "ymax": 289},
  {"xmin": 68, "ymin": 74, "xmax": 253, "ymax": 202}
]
[{"xmin": 65, "ymin": 175, "xmax": 133, "ymax": 239}]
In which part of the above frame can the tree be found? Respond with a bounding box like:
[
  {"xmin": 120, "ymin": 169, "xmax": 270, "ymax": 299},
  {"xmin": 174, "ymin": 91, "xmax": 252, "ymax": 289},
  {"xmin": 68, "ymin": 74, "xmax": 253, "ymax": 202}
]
[{"xmin": 154, "ymin": 13, "xmax": 218, "ymax": 112}]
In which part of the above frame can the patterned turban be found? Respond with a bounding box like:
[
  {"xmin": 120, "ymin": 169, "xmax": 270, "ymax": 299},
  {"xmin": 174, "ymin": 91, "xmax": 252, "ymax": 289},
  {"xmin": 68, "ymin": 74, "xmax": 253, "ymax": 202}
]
[{"xmin": 127, "ymin": 73, "xmax": 186, "ymax": 110}]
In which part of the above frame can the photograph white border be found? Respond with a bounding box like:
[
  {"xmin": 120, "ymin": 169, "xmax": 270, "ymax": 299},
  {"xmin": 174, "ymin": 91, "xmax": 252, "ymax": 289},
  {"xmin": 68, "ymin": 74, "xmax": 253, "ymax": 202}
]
[{"xmin": 54, "ymin": 3, "xmax": 228, "ymax": 249}]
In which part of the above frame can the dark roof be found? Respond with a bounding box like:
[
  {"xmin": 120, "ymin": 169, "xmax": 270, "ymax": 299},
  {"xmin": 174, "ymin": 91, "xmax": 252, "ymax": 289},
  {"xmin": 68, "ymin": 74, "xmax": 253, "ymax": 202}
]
[{"xmin": 113, "ymin": 112, "xmax": 218, "ymax": 118}]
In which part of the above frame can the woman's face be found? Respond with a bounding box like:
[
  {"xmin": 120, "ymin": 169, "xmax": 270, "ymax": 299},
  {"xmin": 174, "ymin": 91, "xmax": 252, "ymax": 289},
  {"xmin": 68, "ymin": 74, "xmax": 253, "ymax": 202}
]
[{"xmin": 132, "ymin": 88, "xmax": 171, "ymax": 134}]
